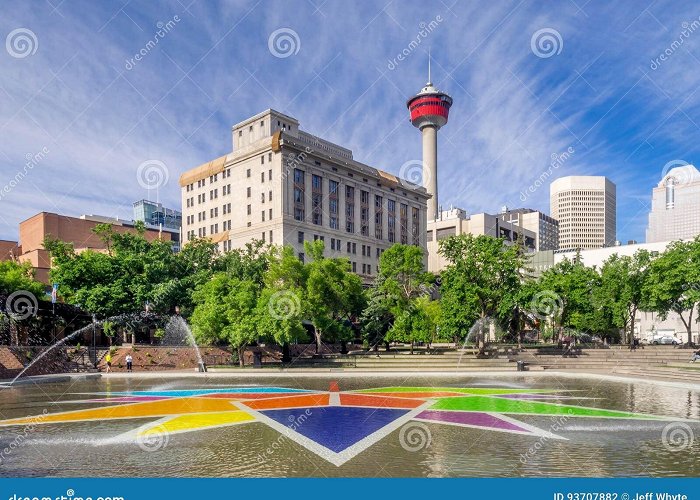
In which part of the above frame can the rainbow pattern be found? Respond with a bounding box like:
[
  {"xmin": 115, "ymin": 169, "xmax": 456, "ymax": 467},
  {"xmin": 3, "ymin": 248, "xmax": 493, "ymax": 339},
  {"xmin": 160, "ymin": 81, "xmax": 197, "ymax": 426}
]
[{"xmin": 0, "ymin": 383, "xmax": 679, "ymax": 466}]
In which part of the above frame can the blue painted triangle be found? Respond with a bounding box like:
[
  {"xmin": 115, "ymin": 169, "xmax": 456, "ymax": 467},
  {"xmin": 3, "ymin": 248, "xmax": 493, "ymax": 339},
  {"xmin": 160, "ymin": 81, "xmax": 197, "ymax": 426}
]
[{"xmin": 260, "ymin": 406, "xmax": 409, "ymax": 453}]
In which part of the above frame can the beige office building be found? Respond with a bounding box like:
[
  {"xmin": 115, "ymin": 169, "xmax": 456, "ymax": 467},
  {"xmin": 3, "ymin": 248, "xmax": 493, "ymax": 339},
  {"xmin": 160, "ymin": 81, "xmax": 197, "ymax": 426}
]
[
  {"xmin": 646, "ymin": 164, "xmax": 700, "ymax": 243},
  {"xmin": 426, "ymin": 208, "xmax": 536, "ymax": 272},
  {"xmin": 497, "ymin": 208, "xmax": 559, "ymax": 251},
  {"xmin": 179, "ymin": 110, "xmax": 430, "ymax": 279},
  {"xmin": 550, "ymin": 176, "xmax": 616, "ymax": 250}
]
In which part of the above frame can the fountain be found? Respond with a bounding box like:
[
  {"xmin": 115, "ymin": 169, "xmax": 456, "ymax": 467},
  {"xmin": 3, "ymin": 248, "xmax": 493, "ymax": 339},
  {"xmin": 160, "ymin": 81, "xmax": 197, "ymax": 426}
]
[
  {"xmin": 7, "ymin": 319, "xmax": 104, "ymax": 385},
  {"xmin": 457, "ymin": 316, "xmax": 502, "ymax": 365},
  {"xmin": 162, "ymin": 315, "xmax": 206, "ymax": 372}
]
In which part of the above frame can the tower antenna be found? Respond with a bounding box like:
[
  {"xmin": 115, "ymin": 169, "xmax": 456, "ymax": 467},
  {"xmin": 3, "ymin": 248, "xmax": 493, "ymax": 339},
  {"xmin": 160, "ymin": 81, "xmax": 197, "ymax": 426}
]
[{"xmin": 427, "ymin": 47, "xmax": 431, "ymax": 85}]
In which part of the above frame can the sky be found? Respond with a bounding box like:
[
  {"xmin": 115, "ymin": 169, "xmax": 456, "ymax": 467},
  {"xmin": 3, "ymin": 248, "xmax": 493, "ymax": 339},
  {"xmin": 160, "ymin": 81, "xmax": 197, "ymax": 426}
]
[{"xmin": 1, "ymin": 0, "xmax": 700, "ymax": 244}]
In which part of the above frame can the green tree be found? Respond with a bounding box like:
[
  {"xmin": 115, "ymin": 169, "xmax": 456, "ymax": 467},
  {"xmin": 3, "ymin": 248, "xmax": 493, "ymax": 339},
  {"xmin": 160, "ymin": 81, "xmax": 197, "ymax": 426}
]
[
  {"xmin": 439, "ymin": 235, "xmax": 523, "ymax": 355},
  {"xmin": 373, "ymin": 244, "xmax": 434, "ymax": 353},
  {"xmin": 304, "ymin": 240, "xmax": 365, "ymax": 353},
  {"xmin": 190, "ymin": 273, "xmax": 259, "ymax": 366},
  {"xmin": 644, "ymin": 239, "xmax": 700, "ymax": 345},
  {"xmin": 0, "ymin": 260, "xmax": 45, "ymax": 297},
  {"xmin": 597, "ymin": 250, "xmax": 653, "ymax": 344}
]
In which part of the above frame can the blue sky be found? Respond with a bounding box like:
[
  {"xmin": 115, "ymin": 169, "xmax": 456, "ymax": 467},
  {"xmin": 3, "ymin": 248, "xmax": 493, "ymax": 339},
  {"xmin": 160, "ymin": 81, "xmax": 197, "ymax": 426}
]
[{"xmin": 1, "ymin": 0, "xmax": 699, "ymax": 243}]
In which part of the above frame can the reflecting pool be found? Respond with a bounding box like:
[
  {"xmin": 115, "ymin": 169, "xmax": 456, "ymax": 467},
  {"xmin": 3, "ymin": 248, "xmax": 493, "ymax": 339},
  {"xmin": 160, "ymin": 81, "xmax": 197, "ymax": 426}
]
[{"xmin": 0, "ymin": 375, "xmax": 698, "ymax": 477}]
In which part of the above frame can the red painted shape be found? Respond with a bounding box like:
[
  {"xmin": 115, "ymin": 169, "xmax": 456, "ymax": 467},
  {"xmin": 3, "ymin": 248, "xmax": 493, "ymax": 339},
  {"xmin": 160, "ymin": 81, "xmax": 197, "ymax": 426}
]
[
  {"xmin": 199, "ymin": 393, "xmax": 302, "ymax": 400},
  {"xmin": 329, "ymin": 381, "xmax": 340, "ymax": 393},
  {"xmin": 242, "ymin": 393, "xmax": 330, "ymax": 410},
  {"xmin": 340, "ymin": 394, "xmax": 424, "ymax": 409}
]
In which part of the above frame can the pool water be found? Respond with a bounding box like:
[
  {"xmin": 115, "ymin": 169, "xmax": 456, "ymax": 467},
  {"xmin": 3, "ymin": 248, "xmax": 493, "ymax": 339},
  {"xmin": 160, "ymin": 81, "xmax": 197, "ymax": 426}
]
[{"xmin": 0, "ymin": 375, "xmax": 698, "ymax": 477}]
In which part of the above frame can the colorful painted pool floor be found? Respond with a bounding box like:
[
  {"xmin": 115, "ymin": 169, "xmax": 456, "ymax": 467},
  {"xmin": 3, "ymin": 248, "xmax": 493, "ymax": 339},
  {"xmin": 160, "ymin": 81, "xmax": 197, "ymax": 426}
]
[{"xmin": 0, "ymin": 383, "xmax": 684, "ymax": 466}]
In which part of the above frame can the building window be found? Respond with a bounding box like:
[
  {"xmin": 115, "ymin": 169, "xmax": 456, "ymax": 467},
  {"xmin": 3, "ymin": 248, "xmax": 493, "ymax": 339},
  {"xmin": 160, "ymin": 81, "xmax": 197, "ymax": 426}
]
[
  {"xmin": 346, "ymin": 185, "xmax": 355, "ymax": 233},
  {"xmin": 269, "ymin": 208, "xmax": 272, "ymax": 219},
  {"xmin": 360, "ymin": 190, "xmax": 369, "ymax": 236},
  {"xmin": 329, "ymin": 180, "xmax": 339, "ymax": 229},
  {"xmin": 412, "ymin": 207, "xmax": 420, "ymax": 245},
  {"xmin": 268, "ymin": 169, "xmax": 272, "ymax": 181},
  {"xmin": 298, "ymin": 231, "xmax": 304, "ymax": 243},
  {"xmin": 247, "ymin": 168, "xmax": 251, "ymax": 178},
  {"xmin": 262, "ymin": 211, "xmax": 265, "ymax": 222},
  {"xmin": 298, "ymin": 252, "xmax": 304, "ymax": 263},
  {"xmin": 375, "ymin": 195, "xmax": 383, "ymax": 240},
  {"xmin": 312, "ymin": 174, "xmax": 323, "ymax": 226},
  {"xmin": 400, "ymin": 203, "xmax": 408, "ymax": 244},
  {"xmin": 387, "ymin": 199, "xmax": 396, "ymax": 243},
  {"xmin": 352, "ymin": 262, "xmax": 357, "ymax": 273},
  {"xmin": 269, "ymin": 190, "xmax": 272, "ymax": 201},
  {"xmin": 247, "ymin": 205, "xmax": 251, "ymax": 215},
  {"xmin": 261, "ymin": 172, "xmax": 265, "ymax": 183},
  {"xmin": 294, "ymin": 168, "xmax": 305, "ymax": 222},
  {"xmin": 261, "ymin": 155, "xmax": 265, "ymax": 165},
  {"xmin": 247, "ymin": 187, "xmax": 251, "ymax": 198},
  {"xmin": 269, "ymin": 230, "xmax": 273, "ymax": 243}
]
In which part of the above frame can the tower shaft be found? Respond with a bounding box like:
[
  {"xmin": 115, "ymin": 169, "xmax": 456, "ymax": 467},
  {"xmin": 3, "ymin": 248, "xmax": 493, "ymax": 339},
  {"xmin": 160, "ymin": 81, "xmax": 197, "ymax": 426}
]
[{"xmin": 421, "ymin": 125, "xmax": 438, "ymax": 220}]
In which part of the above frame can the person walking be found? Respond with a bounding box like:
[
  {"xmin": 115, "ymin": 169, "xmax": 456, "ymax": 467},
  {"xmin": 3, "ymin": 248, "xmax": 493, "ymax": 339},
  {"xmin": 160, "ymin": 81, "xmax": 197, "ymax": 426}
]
[
  {"xmin": 125, "ymin": 353, "xmax": 133, "ymax": 372},
  {"xmin": 104, "ymin": 352, "xmax": 112, "ymax": 373}
]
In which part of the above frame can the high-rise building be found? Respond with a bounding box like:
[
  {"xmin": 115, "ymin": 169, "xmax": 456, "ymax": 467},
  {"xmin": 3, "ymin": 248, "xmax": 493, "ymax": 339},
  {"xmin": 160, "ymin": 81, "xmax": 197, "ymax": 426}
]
[
  {"xmin": 646, "ymin": 164, "xmax": 700, "ymax": 243},
  {"xmin": 497, "ymin": 208, "xmax": 559, "ymax": 251},
  {"xmin": 550, "ymin": 176, "xmax": 616, "ymax": 250},
  {"xmin": 179, "ymin": 109, "xmax": 430, "ymax": 279}
]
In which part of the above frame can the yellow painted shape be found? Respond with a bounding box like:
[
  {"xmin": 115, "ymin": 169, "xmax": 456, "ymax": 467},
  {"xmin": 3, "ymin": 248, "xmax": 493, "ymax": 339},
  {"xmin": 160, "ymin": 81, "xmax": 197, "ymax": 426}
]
[
  {"xmin": 0, "ymin": 397, "xmax": 238, "ymax": 426},
  {"xmin": 139, "ymin": 411, "xmax": 254, "ymax": 436}
]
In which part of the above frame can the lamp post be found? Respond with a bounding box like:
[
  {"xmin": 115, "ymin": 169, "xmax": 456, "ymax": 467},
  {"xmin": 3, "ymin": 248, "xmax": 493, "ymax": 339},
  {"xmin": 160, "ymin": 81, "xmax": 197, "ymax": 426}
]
[{"xmin": 91, "ymin": 314, "xmax": 97, "ymax": 366}]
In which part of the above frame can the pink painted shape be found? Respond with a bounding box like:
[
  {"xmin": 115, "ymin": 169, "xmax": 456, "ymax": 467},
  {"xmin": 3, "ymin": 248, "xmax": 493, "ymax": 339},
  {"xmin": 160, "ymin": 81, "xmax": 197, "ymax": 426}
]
[{"xmin": 416, "ymin": 410, "xmax": 530, "ymax": 433}]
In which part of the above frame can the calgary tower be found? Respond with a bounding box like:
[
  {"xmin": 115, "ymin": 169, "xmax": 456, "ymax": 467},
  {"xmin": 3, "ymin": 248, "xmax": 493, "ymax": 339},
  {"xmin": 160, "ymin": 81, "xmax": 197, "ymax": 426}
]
[{"xmin": 406, "ymin": 57, "xmax": 453, "ymax": 221}]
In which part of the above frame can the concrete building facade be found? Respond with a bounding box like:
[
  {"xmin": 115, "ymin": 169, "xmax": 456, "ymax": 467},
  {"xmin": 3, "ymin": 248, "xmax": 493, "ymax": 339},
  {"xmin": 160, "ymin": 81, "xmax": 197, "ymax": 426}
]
[
  {"xmin": 426, "ymin": 208, "xmax": 536, "ymax": 272},
  {"xmin": 497, "ymin": 208, "xmax": 559, "ymax": 251},
  {"xmin": 550, "ymin": 176, "xmax": 616, "ymax": 251},
  {"xmin": 179, "ymin": 110, "xmax": 430, "ymax": 279},
  {"xmin": 646, "ymin": 164, "xmax": 700, "ymax": 243}
]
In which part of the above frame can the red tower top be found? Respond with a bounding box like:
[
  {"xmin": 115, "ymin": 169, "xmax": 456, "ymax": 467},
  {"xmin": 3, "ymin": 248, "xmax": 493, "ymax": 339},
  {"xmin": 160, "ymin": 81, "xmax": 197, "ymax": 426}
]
[{"xmin": 407, "ymin": 81, "xmax": 453, "ymax": 130}]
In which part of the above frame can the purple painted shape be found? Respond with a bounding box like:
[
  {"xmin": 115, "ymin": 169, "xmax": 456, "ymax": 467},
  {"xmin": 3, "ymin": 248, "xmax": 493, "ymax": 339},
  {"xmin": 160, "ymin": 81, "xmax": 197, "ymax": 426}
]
[
  {"xmin": 87, "ymin": 396, "xmax": 168, "ymax": 403},
  {"xmin": 417, "ymin": 410, "xmax": 530, "ymax": 433}
]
